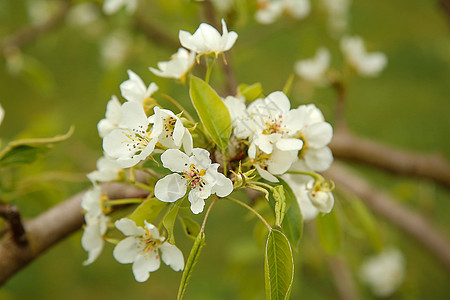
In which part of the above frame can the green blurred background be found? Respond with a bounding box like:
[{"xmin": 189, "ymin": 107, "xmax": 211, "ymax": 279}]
[{"xmin": 0, "ymin": 0, "xmax": 449, "ymax": 299}]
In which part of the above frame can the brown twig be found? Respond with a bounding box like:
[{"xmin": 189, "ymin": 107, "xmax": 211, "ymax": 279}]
[
  {"xmin": 324, "ymin": 163, "xmax": 450, "ymax": 273},
  {"xmin": 134, "ymin": 15, "xmax": 179, "ymax": 50},
  {"xmin": 327, "ymin": 257, "xmax": 361, "ymax": 300},
  {"xmin": 331, "ymin": 79, "xmax": 347, "ymax": 131},
  {"xmin": 439, "ymin": 0, "xmax": 450, "ymax": 24},
  {"xmin": 0, "ymin": 182, "xmax": 149, "ymax": 285},
  {"xmin": 1, "ymin": 0, "xmax": 72, "ymax": 55},
  {"xmin": 330, "ymin": 130, "xmax": 450, "ymax": 188}
]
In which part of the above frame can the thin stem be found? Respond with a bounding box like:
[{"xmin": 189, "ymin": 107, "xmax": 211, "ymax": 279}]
[
  {"xmin": 205, "ymin": 57, "xmax": 215, "ymax": 84},
  {"xmin": 162, "ymin": 94, "xmax": 195, "ymax": 122},
  {"xmin": 286, "ymin": 170, "xmax": 324, "ymax": 182},
  {"xmin": 251, "ymin": 181, "xmax": 274, "ymax": 190},
  {"xmin": 201, "ymin": 197, "xmax": 217, "ymax": 233},
  {"xmin": 131, "ymin": 182, "xmax": 153, "ymax": 192},
  {"xmin": 225, "ymin": 197, "xmax": 272, "ymax": 230},
  {"xmin": 105, "ymin": 198, "xmax": 143, "ymax": 207}
]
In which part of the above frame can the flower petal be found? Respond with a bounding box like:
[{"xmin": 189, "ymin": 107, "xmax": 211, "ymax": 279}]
[
  {"xmin": 255, "ymin": 165, "xmax": 279, "ymax": 182},
  {"xmin": 161, "ymin": 149, "xmax": 190, "ymax": 172},
  {"xmin": 132, "ymin": 252, "xmax": 160, "ymax": 282},
  {"xmin": 211, "ymin": 173, "xmax": 233, "ymax": 197},
  {"xmin": 188, "ymin": 191, "xmax": 206, "ymax": 214},
  {"xmin": 115, "ymin": 218, "xmax": 146, "ymax": 236},
  {"xmin": 154, "ymin": 173, "xmax": 187, "ymax": 202},
  {"xmin": 160, "ymin": 242, "xmax": 185, "ymax": 271},
  {"xmin": 304, "ymin": 146, "xmax": 333, "ymax": 172},
  {"xmin": 113, "ymin": 237, "xmax": 140, "ymax": 264}
]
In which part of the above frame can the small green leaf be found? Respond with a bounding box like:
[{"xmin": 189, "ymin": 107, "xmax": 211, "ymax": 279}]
[
  {"xmin": 0, "ymin": 126, "xmax": 74, "ymax": 168},
  {"xmin": 271, "ymin": 185, "xmax": 286, "ymax": 227},
  {"xmin": 282, "ymin": 73, "xmax": 295, "ymax": 96},
  {"xmin": 237, "ymin": 82, "xmax": 264, "ymax": 102},
  {"xmin": 349, "ymin": 199, "xmax": 383, "ymax": 251},
  {"xmin": 128, "ymin": 197, "xmax": 168, "ymax": 226},
  {"xmin": 163, "ymin": 202, "xmax": 181, "ymax": 244},
  {"xmin": 179, "ymin": 215, "xmax": 201, "ymax": 241},
  {"xmin": 177, "ymin": 232, "xmax": 206, "ymax": 300},
  {"xmin": 316, "ymin": 209, "xmax": 341, "ymax": 255},
  {"xmin": 189, "ymin": 76, "xmax": 232, "ymax": 149},
  {"xmin": 264, "ymin": 229, "xmax": 294, "ymax": 300}
]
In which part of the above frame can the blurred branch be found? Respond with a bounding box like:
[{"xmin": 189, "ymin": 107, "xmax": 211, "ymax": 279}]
[
  {"xmin": 330, "ymin": 130, "xmax": 450, "ymax": 188},
  {"xmin": 327, "ymin": 257, "xmax": 360, "ymax": 300},
  {"xmin": 0, "ymin": 182, "xmax": 149, "ymax": 286},
  {"xmin": 134, "ymin": 15, "xmax": 180, "ymax": 50},
  {"xmin": 331, "ymin": 79, "xmax": 347, "ymax": 131},
  {"xmin": 325, "ymin": 163, "xmax": 450, "ymax": 273},
  {"xmin": 440, "ymin": 0, "xmax": 450, "ymax": 24},
  {"xmin": 1, "ymin": 0, "xmax": 71, "ymax": 55}
]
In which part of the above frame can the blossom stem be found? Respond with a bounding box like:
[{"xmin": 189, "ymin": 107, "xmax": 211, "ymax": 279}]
[
  {"xmin": 131, "ymin": 182, "xmax": 154, "ymax": 192},
  {"xmin": 286, "ymin": 170, "xmax": 325, "ymax": 182},
  {"xmin": 162, "ymin": 94, "xmax": 195, "ymax": 122},
  {"xmin": 200, "ymin": 197, "xmax": 217, "ymax": 233},
  {"xmin": 222, "ymin": 148, "xmax": 227, "ymax": 176},
  {"xmin": 205, "ymin": 56, "xmax": 215, "ymax": 84},
  {"xmin": 105, "ymin": 198, "xmax": 144, "ymax": 207},
  {"xmin": 224, "ymin": 197, "xmax": 272, "ymax": 230}
]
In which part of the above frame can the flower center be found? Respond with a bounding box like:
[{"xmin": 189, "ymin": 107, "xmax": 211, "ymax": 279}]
[
  {"xmin": 124, "ymin": 125, "xmax": 153, "ymax": 155},
  {"xmin": 162, "ymin": 116, "xmax": 177, "ymax": 138},
  {"xmin": 182, "ymin": 164, "xmax": 207, "ymax": 190},
  {"xmin": 139, "ymin": 232, "xmax": 162, "ymax": 258},
  {"xmin": 262, "ymin": 115, "xmax": 286, "ymax": 135}
]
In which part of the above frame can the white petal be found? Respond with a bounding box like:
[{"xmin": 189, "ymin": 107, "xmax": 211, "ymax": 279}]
[
  {"xmin": 0, "ymin": 104, "xmax": 4, "ymax": 127},
  {"xmin": 81, "ymin": 186, "xmax": 102, "ymax": 217},
  {"xmin": 120, "ymin": 101, "xmax": 149, "ymax": 129},
  {"xmin": 188, "ymin": 191, "xmax": 206, "ymax": 214},
  {"xmin": 304, "ymin": 146, "xmax": 333, "ymax": 172},
  {"xmin": 115, "ymin": 218, "xmax": 146, "ymax": 236},
  {"xmin": 154, "ymin": 173, "xmax": 187, "ymax": 202},
  {"xmin": 120, "ymin": 70, "xmax": 147, "ymax": 103},
  {"xmin": 172, "ymin": 118, "xmax": 185, "ymax": 146},
  {"xmin": 161, "ymin": 149, "xmax": 190, "ymax": 172},
  {"xmin": 191, "ymin": 148, "xmax": 212, "ymax": 169},
  {"xmin": 255, "ymin": 165, "xmax": 279, "ymax": 182},
  {"xmin": 276, "ymin": 138, "xmax": 303, "ymax": 151},
  {"xmin": 182, "ymin": 129, "xmax": 193, "ymax": 155},
  {"xmin": 211, "ymin": 173, "xmax": 233, "ymax": 197},
  {"xmin": 160, "ymin": 242, "xmax": 185, "ymax": 271},
  {"xmin": 132, "ymin": 252, "xmax": 160, "ymax": 282},
  {"xmin": 81, "ymin": 218, "xmax": 105, "ymax": 265},
  {"xmin": 113, "ymin": 236, "xmax": 140, "ymax": 264},
  {"xmin": 144, "ymin": 221, "xmax": 160, "ymax": 239},
  {"xmin": 304, "ymin": 122, "xmax": 333, "ymax": 148}
]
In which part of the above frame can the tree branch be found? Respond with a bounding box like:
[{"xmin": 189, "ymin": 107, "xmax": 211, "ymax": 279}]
[
  {"xmin": 327, "ymin": 257, "xmax": 360, "ymax": 300},
  {"xmin": 1, "ymin": 0, "xmax": 71, "ymax": 55},
  {"xmin": 0, "ymin": 203, "xmax": 28, "ymax": 247},
  {"xmin": 0, "ymin": 182, "xmax": 149, "ymax": 285},
  {"xmin": 324, "ymin": 163, "xmax": 450, "ymax": 273},
  {"xmin": 330, "ymin": 130, "xmax": 450, "ymax": 188}
]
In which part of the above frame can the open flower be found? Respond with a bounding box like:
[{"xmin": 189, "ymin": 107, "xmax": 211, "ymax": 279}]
[
  {"xmin": 150, "ymin": 48, "xmax": 196, "ymax": 81},
  {"xmin": 340, "ymin": 35, "xmax": 387, "ymax": 77},
  {"xmin": 360, "ymin": 248, "xmax": 406, "ymax": 297},
  {"xmin": 97, "ymin": 95, "xmax": 123, "ymax": 138},
  {"xmin": 294, "ymin": 47, "xmax": 330, "ymax": 84},
  {"xmin": 103, "ymin": 0, "xmax": 137, "ymax": 15},
  {"xmin": 103, "ymin": 102, "xmax": 161, "ymax": 168},
  {"xmin": 87, "ymin": 155, "xmax": 123, "ymax": 184},
  {"xmin": 283, "ymin": 175, "xmax": 319, "ymax": 221},
  {"xmin": 155, "ymin": 148, "xmax": 233, "ymax": 214},
  {"xmin": 120, "ymin": 70, "xmax": 158, "ymax": 105},
  {"xmin": 255, "ymin": 0, "xmax": 310, "ymax": 24},
  {"xmin": 81, "ymin": 185, "xmax": 110, "ymax": 265},
  {"xmin": 249, "ymin": 145, "xmax": 298, "ymax": 182},
  {"xmin": 179, "ymin": 19, "xmax": 238, "ymax": 57},
  {"xmin": 113, "ymin": 218, "xmax": 184, "ymax": 282}
]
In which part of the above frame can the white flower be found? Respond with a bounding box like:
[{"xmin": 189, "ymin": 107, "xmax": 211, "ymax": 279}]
[
  {"xmin": 149, "ymin": 107, "xmax": 193, "ymax": 154},
  {"xmin": 179, "ymin": 19, "xmax": 238, "ymax": 57},
  {"xmin": 81, "ymin": 186, "xmax": 110, "ymax": 265},
  {"xmin": 67, "ymin": 2, "xmax": 101, "ymax": 29},
  {"xmin": 103, "ymin": 0, "xmax": 137, "ymax": 15},
  {"xmin": 0, "ymin": 104, "xmax": 4, "ymax": 127},
  {"xmin": 100, "ymin": 30, "xmax": 131, "ymax": 68},
  {"xmin": 249, "ymin": 145, "xmax": 298, "ymax": 182},
  {"xmin": 294, "ymin": 47, "xmax": 330, "ymax": 83},
  {"xmin": 360, "ymin": 248, "xmax": 406, "ymax": 297},
  {"xmin": 149, "ymin": 48, "xmax": 196, "ymax": 81},
  {"xmin": 103, "ymin": 102, "xmax": 161, "ymax": 168},
  {"xmin": 155, "ymin": 148, "xmax": 233, "ymax": 214},
  {"xmin": 255, "ymin": 0, "xmax": 310, "ymax": 24},
  {"xmin": 246, "ymin": 91, "xmax": 304, "ymax": 155},
  {"xmin": 87, "ymin": 156, "xmax": 123, "ymax": 183},
  {"xmin": 322, "ymin": 0, "xmax": 352, "ymax": 35},
  {"xmin": 283, "ymin": 175, "xmax": 319, "ymax": 221},
  {"xmin": 97, "ymin": 95, "xmax": 123, "ymax": 138},
  {"xmin": 222, "ymin": 96, "xmax": 254, "ymax": 139},
  {"xmin": 120, "ymin": 70, "xmax": 159, "ymax": 105},
  {"xmin": 113, "ymin": 218, "xmax": 184, "ymax": 282},
  {"xmin": 305, "ymin": 180, "xmax": 334, "ymax": 213},
  {"xmin": 340, "ymin": 35, "xmax": 387, "ymax": 77}
]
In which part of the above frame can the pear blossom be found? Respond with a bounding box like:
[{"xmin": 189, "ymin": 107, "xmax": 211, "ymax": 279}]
[
  {"xmin": 249, "ymin": 145, "xmax": 298, "ymax": 182},
  {"xmin": 67, "ymin": 2, "xmax": 101, "ymax": 29},
  {"xmin": 322, "ymin": 0, "xmax": 352, "ymax": 35},
  {"xmin": 100, "ymin": 30, "xmax": 131, "ymax": 68},
  {"xmin": 155, "ymin": 148, "xmax": 233, "ymax": 214},
  {"xmin": 360, "ymin": 248, "xmax": 406, "ymax": 297},
  {"xmin": 246, "ymin": 91, "xmax": 304, "ymax": 155},
  {"xmin": 97, "ymin": 95, "xmax": 123, "ymax": 138},
  {"xmin": 120, "ymin": 70, "xmax": 159, "ymax": 105},
  {"xmin": 81, "ymin": 185, "xmax": 110, "ymax": 265},
  {"xmin": 103, "ymin": 0, "xmax": 137, "ymax": 15},
  {"xmin": 255, "ymin": 0, "xmax": 310, "ymax": 24},
  {"xmin": 283, "ymin": 175, "xmax": 319, "ymax": 220},
  {"xmin": 340, "ymin": 35, "xmax": 387, "ymax": 77},
  {"xmin": 103, "ymin": 102, "xmax": 161, "ymax": 168},
  {"xmin": 150, "ymin": 48, "xmax": 196, "ymax": 81},
  {"xmin": 179, "ymin": 19, "xmax": 238, "ymax": 57},
  {"xmin": 305, "ymin": 179, "xmax": 334, "ymax": 213},
  {"xmin": 113, "ymin": 218, "xmax": 184, "ymax": 282},
  {"xmin": 294, "ymin": 47, "xmax": 330, "ymax": 83},
  {"xmin": 222, "ymin": 96, "xmax": 254, "ymax": 139},
  {"xmin": 0, "ymin": 104, "xmax": 4, "ymax": 127},
  {"xmin": 149, "ymin": 107, "xmax": 193, "ymax": 154},
  {"xmin": 87, "ymin": 155, "xmax": 123, "ymax": 183}
]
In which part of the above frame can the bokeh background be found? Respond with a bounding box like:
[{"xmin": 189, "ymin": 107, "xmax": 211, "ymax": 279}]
[{"xmin": 1, "ymin": 0, "xmax": 449, "ymax": 299}]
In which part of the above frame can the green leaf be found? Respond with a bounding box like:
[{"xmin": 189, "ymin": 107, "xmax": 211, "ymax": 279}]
[
  {"xmin": 141, "ymin": 153, "xmax": 172, "ymax": 176},
  {"xmin": 264, "ymin": 229, "xmax": 295, "ymax": 300},
  {"xmin": 349, "ymin": 199, "xmax": 383, "ymax": 251},
  {"xmin": 0, "ymin": 126, "xmax": 74, "ymax": 168},
  {"xmin": 163, "ymin": 201, "xmax": 181, "ymax": 244},
  {"xmin": 128, "ymin": 197, "xmax": 168, "ymax": 226},
  {"xmin": 271, "ymin": 185, "xmax": 286, "ymax": 227},
  {"xmin": 189, "ymin": 76, "xmax": 232, "ymax": 149},
  {"xmin": 177, "ymin": 231, "xmax": 206, "ymax": 300},
  {"xmin": 179, "ymin": 215, "xmax": 201, "ymax": 241},
  {"xmin": 282, "ymin": 73, "xmax": 295, "ymax": 96},
  {"xmin": 266, "ymin": 178, "xmax": 303, "ymax": 248},
  {"xmin": 316, "ymin": 209, "xmax": 341, "ymax": 255},
  {"xmin": 237, "ymin": 82, "xmax": 264, "ymax": 102}
]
